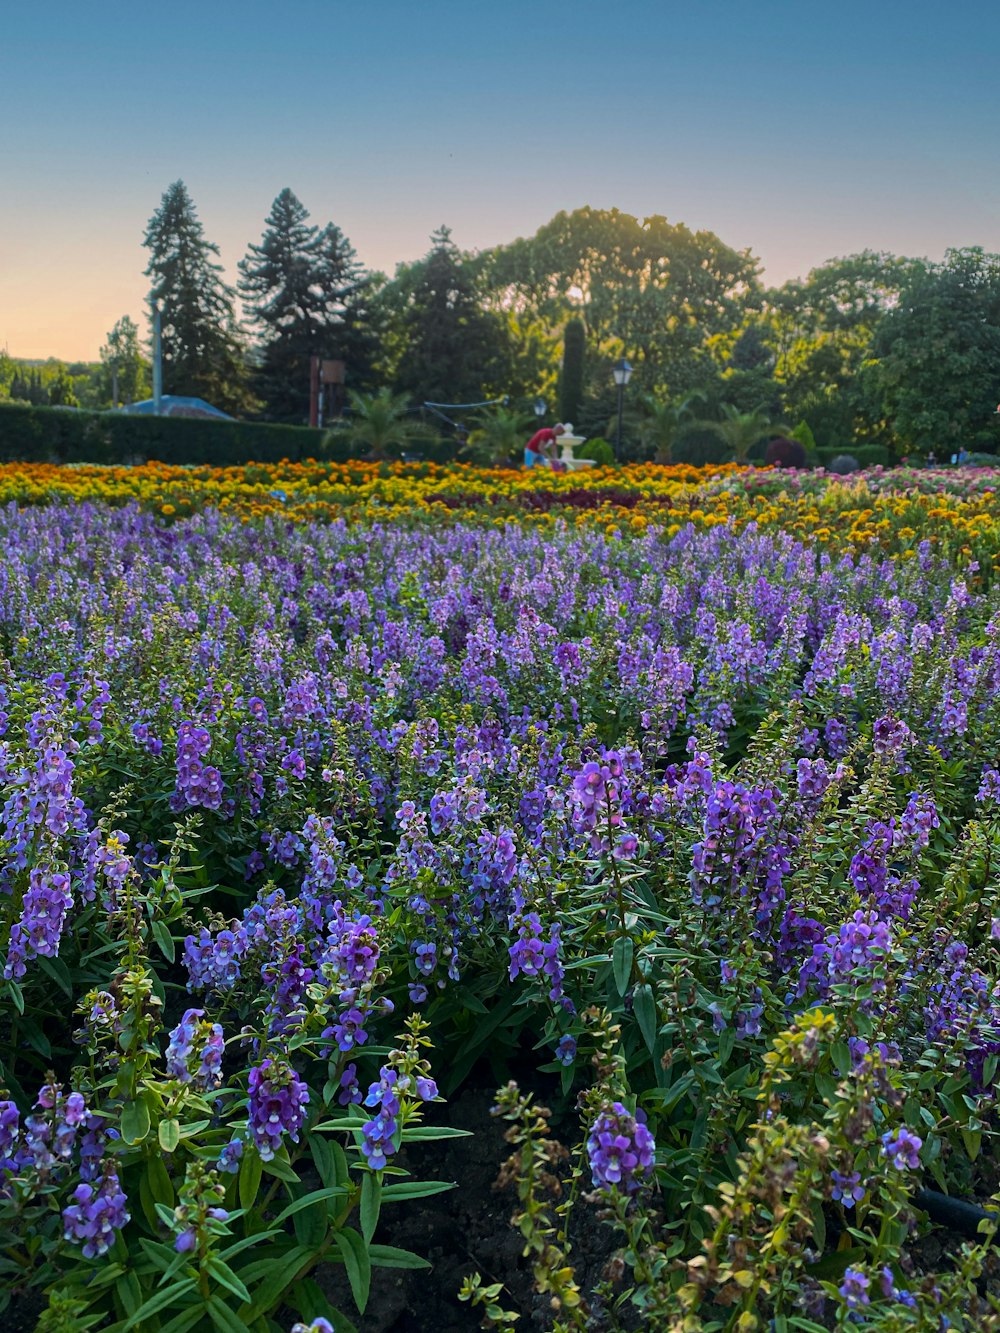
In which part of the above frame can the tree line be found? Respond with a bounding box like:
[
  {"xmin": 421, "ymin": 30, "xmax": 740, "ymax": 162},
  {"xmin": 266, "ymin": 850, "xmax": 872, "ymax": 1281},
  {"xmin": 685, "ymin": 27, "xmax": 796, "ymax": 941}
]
[{"xmin": 5, "ymin": 181, "xmax": 1000, "ymax": 456}]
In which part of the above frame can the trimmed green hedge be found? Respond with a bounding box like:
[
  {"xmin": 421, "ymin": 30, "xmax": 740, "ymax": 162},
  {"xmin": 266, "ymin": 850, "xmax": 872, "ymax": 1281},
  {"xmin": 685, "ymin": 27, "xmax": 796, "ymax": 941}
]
[{"xmin": 0, "ymin": 403, "xmax": 455, "ymax": 466}]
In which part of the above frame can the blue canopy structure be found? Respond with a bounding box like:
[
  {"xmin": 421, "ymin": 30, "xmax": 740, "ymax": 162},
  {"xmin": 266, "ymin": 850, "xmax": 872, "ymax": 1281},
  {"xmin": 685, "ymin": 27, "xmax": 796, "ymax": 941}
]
[{"xmin": 120, "ymin": 396, "xmax": 234, "ymax": 420}]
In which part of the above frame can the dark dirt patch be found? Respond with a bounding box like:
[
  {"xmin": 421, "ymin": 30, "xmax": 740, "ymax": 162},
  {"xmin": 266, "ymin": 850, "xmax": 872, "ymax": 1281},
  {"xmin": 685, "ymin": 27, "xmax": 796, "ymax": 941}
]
[{"xmin": 308, "ymin": 1080, "xmax": 622, "ymax": 1332}]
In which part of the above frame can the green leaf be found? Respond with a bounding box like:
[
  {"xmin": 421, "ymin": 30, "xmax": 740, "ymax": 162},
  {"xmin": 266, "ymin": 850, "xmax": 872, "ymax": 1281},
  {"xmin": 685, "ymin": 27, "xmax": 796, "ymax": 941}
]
[
  {"xmin": 122, "ymin": 1279, "xmax": 198, "ymax": 1330},
  {"xmin": 121, "ymin": 1094, "xmax": 152, "ymax": 1146},
  {"xmin": 117, "ymin": 1269, "xmax": 142, "ymax": 1317},
  {"xmin": 158, "ymin": 1118, "xmax": 181, "ymax": 1153},
  {"xmin": 612, "ymin": 934, "xmax": 634, "ymax": 996},
  {"xmin": 307, "ymin": 1132, "xmax": 336, "ymax": 1189},
  {"xmin": 811, "ymin": 1199, "xmax": 826, "ymax": 1253},
  {"xmin": 293, "ymin": 1197, "xmax": 329, "ymax": 1250},
  {"xmin": 360, "ymin": 1173, "xmax": 381, "ymax": 1245},
  {"xmin": 381, "ymin": 1179, "xmax": 455, "ymax": 1202},
  {"xmin": 633, "ymin": 983, "xmax": 659, "ymax": 1053},
  {"xmin": 807, "ymin": 1246, "xmax": 865, "ymax": 1279},
  {"xmin": 334, "ymin": 1227, "xmax": 371, "ymax": 1315},
  {"xmin": 152, "ymin": 918, "xmax": 176, "ymax": 962},
  {"xmin": 260, "ymin": 1153, "xmax": 300, "ymax": 1184},
  {"xmin": 239, "ymin": 1147, "xmax": 263, "ymax": 1212},
  {"xmin": 273, "ymin": 1186, "xmax": 348, "ymax": 1226},
  {"xmin": 206, "ymin": 1257, "xmax": 252, "ymax": 1304},
  {"xmin": 157, "ymin": 1306, "xmax": 209, "ymax": 1333},
  {"xmin": 8, "ymin": 980, "xmax": 24, "ymax": 1015},
  {"xmin": 208, "ymin": 1294, "xmax": 253, "ymax": 1333},
  {"xmin": 239, "ymin": 1245, "xmax": 313, "ymax": 1320},
  {"xmin": 397, "ymin": 1125, "xmax": 473, "ymax": 1142},
  {"xmin": 217, "ymin": 1230, "xmax": 282, "ymax": 1263},
  {"xmin": 369, "ymin": 1243, "xmax": 431, "ymax": 1270},
  {"xmin": 38, "ymin": 954, "xmax": 73, "ymax": 996}
]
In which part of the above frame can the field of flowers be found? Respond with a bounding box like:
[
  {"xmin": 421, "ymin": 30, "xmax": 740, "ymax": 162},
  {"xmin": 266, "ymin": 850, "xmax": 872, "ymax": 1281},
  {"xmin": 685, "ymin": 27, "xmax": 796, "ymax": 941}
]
[
  {"xmin": 3, "ymin": 459, "xmax": 1000, "ymax": 570},
  {"xmin": 4, "ymin": 465, "xmax": 1000, "ymax": 1331}
]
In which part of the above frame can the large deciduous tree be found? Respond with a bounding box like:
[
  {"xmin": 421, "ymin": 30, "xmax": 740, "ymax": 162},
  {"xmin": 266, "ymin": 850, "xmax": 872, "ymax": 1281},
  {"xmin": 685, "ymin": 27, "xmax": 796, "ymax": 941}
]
[
  {"xmin": 99, "ymin": 316, "xmax": 149, "ymax": 407},
  {"xmin": 239, "ymin": 189, "xmax": 379, "ymax": 422},
  {"xmin": 762, "ymin": 251, "xmax": 924, "ymax": 447},
  {"xmin": 864, "ymin": 248, "xmax": 1000, "ymax": 452},
  {"xmin": 475, "ymin": 207, "xmax": 761, "ymax": 399},
  {"xmin": 143, "ymin": 181, "xmax": 255, "ymax": 416}
]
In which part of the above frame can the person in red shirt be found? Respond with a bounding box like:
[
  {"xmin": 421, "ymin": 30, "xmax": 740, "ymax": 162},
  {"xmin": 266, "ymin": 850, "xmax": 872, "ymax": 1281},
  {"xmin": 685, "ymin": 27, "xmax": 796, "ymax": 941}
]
[{"xmin": 524, "ymin": 423, "xmax": 565, "ymax": 469}]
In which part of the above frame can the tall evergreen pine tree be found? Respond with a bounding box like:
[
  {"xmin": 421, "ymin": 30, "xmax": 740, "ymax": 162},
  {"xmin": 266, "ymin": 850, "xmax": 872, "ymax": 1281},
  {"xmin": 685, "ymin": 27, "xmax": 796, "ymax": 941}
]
[
  {"xmin": 393, "ymin": 226, "xmax": 503, "ymax": 405},
  {"xmin": 143, "ymin": 181, "xmax": 255, "ymax": 415},
  {"xmin": 239, "ymin": 189, "xmax": 377, "ymax": 422}
]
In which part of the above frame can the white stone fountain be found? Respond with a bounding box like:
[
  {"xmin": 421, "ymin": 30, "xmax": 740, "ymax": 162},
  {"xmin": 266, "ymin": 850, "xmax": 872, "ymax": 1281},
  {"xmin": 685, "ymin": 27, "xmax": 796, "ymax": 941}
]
[{"xmin": 555, "ymin": 423, "xmax": 596, "ymax": 471}]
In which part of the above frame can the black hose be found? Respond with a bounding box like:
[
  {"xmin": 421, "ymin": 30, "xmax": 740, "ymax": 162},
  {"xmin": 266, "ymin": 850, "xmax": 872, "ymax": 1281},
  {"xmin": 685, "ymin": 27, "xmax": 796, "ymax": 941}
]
[{"xmin": 915, "ymin": 1188, "xmax": 998, "ymax": 1239}]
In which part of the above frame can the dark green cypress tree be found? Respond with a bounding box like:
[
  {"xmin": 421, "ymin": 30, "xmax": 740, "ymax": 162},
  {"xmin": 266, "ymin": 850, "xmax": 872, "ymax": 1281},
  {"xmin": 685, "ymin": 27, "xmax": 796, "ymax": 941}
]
[
  {"xmin": 558, "ymin": 318, "xmax": 585, "ymax": 424},
  {"xmin": 143, "ymin": 181, "xmax": 255, "ymax": 416}
]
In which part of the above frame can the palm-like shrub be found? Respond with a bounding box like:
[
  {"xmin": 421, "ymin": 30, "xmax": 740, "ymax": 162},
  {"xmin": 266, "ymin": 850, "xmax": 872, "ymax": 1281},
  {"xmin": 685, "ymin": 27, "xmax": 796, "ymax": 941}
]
[
  {"xmin": 700, "ymin": 403, "xmax": 778, "ymax": 463},
  {"xmin": 638, "ymin": 393, "xmax": 703, "ymax": 465},
  {"xmin": 331, "ymin": 389, "xmax": 418, "ymax": 461},
  {"xmin": 463, "ymin": 406, "xmax": 535, "ymax": 466}
]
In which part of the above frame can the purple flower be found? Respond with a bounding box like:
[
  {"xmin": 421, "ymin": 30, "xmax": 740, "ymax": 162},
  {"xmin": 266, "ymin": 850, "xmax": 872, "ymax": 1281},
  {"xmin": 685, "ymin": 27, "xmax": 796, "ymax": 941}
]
[
  {"xmin": 165, "ymin": 1009, "xmax": 226, "ymax": 1090},
  {"xmin": 839, "ymin": 1267, "xmax": 870, "ymax": 1310},
  {"xmin": 879, "ymin": 1266, "xmax": 917, "ymax": 1307},
  {"xmin": 291, "ymin": 1320, "xmax": 336, "ymax": 1333},
  {"xmin": 555, "ymin": 1035, "xmax": 577, "ymax": 1065},
  {"xmin": 217, "ymin": 1138, "xmax": 244, "ymax": 1174},
  {"xmin": 881, "ymin": 1127, "xmax": 921, "ymax": 1170},
  {"xmin": 0, "ymin": 1100, "xmax": 20, "ymax": 1163},
  {"xmin": 4, "ymin": 867, "xmax": 74, "ymax": 980},
  {"xmin": 831, "ymin": 1169, "xmax": 865, "ymax": 1206},
  {"xmin": 248, "ymin": 1059, "xmax": 309, "ymax": 1161},
  {"xmin": 586, "ymin": 1102, "xmax": 655, "ymax": 1195},
  {"xmin": 360, "ymin": 1068, "xmax": 400, "ymax": 1172},
  {"xmin": 415, "ymin": 1076, "xmax": 438, "ymax": 1101},
  {"xmin": 508, "ymin": 913, "xmax": 568, "ymax": 1006},
  {"xmin": 62, "ymin": 1168, "xmax": 130, "ymax": 1259}
]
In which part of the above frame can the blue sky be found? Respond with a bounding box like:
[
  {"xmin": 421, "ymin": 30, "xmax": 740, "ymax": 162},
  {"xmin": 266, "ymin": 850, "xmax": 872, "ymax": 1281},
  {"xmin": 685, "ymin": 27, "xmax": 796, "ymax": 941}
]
[{"xmin": 2, "ymin": 0, "xmax": 998, "ymax": 358}]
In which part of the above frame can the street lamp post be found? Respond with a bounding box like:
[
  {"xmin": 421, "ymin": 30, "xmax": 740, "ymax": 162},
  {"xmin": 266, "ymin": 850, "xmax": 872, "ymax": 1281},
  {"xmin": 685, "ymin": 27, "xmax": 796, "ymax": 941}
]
[
  {"xmin": 612, "ymin": 358, "xmax": 633, "ymax": 462},
  {"xmin": 534, "ymin": 397, "xmax": 546, "ymax": 424}
]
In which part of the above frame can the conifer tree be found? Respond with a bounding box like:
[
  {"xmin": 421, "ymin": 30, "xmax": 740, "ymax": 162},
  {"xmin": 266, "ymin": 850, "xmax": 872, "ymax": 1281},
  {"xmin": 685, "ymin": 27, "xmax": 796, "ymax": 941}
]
[
  {"xmin": 392, "ymin": 226, "xmax": 505, "ymax": 405},
  {"xmin": 239, "ymin": 189, "xmax": 377, "ymax": 422},
  {"xmin": 143, "ymin": 181, "xmax": 255, "ymax": 415}
]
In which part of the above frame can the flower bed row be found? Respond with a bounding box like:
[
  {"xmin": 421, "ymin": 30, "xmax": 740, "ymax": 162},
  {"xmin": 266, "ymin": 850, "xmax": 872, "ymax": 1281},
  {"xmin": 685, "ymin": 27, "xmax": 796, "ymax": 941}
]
[{"xmin": 3, "ymin": 505, "xmax": 1000, "ymax": 1328}]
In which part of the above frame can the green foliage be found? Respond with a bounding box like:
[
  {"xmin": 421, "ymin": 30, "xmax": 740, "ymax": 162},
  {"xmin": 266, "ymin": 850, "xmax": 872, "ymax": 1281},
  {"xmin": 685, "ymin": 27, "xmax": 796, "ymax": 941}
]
[
  {"xmin": 475, "ymin": 206, "xmax": 762, "ymax": 399},
  {"xmin": 698, "ymin": 403, "xmax": 777, "ymax": 463},
  {"xmin": 575, "ymin": 437, "xmax": 614, "ymax": 465},
  {"xmin": 385, "ymin": 227, "xmax": 509, "ymax": 405},
  {"xmin": 99, "ymin": 317, "xmax": 150, "ymax": 409},
  {"xmin": 790, "ymin": 419, "xmax": 817, "ymax": 453},
  {"xmin": 558, "ymin": 318, "xmax": 586, "ymax": 425},
  {"xmin": 0, "ymin": 399, "xmax": 325, "ymax": 464},
  {"xmin": 239, "ymin": 189, "xmax": 378, "ymax": 423},
  {"xmin": 143, "ymin": 181, "xmax": 256, "ymax": 417},
  {"xmin": 330, "ymin": 388, "xmax": 421, "ymax": 461},
  {"xmin": 463, "ymin": 405, "xmax": 534, "ymax": 465},
  {"xmin": 865, "ymin": 247, "xmax": 1000, "ymax": 451},
  {"xmin": 637, "ymin": 392, "xmax": 704, "ymax": 464}
]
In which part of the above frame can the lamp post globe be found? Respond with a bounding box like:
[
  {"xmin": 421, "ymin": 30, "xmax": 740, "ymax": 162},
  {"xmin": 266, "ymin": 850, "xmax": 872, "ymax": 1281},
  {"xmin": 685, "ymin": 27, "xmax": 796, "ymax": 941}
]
[
  {"xmin": 612, "ymin": 358, "xmax": 633, "ymax": 462},
  {"xmin": 534, "ymin": 397, "xmax": 546, "ymax": 421}
]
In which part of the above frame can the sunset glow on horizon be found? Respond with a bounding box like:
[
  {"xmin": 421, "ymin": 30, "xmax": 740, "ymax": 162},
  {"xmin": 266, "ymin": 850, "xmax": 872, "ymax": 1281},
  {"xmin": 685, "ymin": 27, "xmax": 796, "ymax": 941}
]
[{"xmin": 2, "ymin": 0, "xmax": 998, "ymax": 361}]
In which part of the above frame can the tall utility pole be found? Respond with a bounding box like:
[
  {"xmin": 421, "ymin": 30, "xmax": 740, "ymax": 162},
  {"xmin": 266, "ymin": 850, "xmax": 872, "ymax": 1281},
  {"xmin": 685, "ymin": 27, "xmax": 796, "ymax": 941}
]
[{"xmin": 152, "ymin": 302, "xmax": 163, "ymax": 415}]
